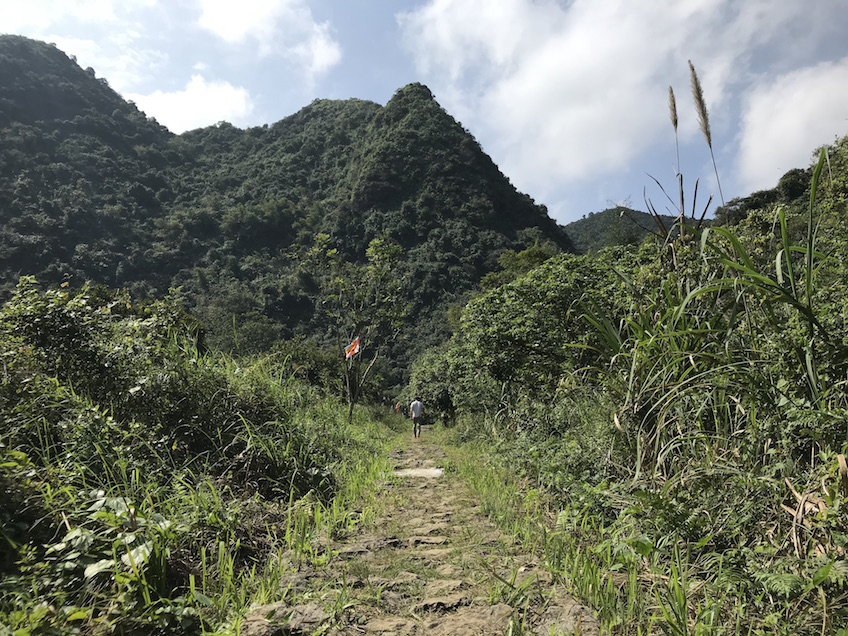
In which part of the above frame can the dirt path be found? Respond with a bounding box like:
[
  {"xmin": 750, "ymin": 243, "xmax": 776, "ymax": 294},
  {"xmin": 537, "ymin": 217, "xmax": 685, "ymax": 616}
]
[{"xmin": 242, "ymin": 438, "xmax": 598, "ymax": 636}]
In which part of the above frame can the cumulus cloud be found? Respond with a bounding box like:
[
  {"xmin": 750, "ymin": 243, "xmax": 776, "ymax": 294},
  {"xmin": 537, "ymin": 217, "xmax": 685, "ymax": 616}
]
[
  {"xmin": 738, "ymin": 57, "xmax": 848, "ymax": 192},
  {"xmin": 4, "ymin": 1, "xmax": 118, "ymax": 30},
  {"xmin": 47, "ymin": 35, "xmax": 166, "ymax": 93},
  {"xmin": 126, "ymin": 75, "xmax": 254, "ymax": 133},
  {"xmin": 195, "ymin": 0, "xmax": 341, "ymax": 80},
  {"xmin": 4, "ymin": 0, "xmax": 156, "ymax": 31},
  {"xmin": 398, "ymin": 0, "xmax": 846, "ymax": 198},
  {"xmin": 196, "ymin": 0, "xmax": 281, "ymax": 47},
  {"xmin": 291, "ymin": 20, "xmax": 343, "ymax": 78}
]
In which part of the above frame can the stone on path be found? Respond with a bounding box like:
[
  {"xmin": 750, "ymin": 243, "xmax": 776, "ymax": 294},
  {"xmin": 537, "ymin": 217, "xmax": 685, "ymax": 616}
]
[
  {"xmin": 534, "ymin": 596, "xmax": 600, "ymax": 636},
  {"xmin": 364, "ymin": 616, "xmax": 416, "ymax": 634},
  {"xmin": 413, "ymin": 592, "xmax": 470, "ymax": 612},
  {"xmin": 424, "ymin": 603, "xmax": 515, "ymax": 636},
  {"xmin": 240, "ymin": 602, "xmax": 330, "ymax": 636},
  {"xmin": 424, "ymin": 578, "xmax": 466, "ymax": 596}
]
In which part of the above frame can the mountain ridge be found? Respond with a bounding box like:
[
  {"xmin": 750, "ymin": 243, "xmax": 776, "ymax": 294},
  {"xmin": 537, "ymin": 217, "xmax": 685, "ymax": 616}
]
[{"xmin": 0, "ymin": 35, "xmax": 571, "ymax": 374}]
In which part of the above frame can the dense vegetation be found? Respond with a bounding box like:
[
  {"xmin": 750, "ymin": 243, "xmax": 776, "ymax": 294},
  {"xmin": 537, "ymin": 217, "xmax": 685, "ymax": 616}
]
[
  {"xmin": 564, "ymin": 207, "xmax": 676, "ymax": 254},
  {"xmin": 0, "ymin": 35, "xmax": 571, "ymax": 386},
  {"xmin": 0, "ymin": 278, "xmax": 404, "ymax": 633},
  {"xmin": 4, "ymin": 33, "xmax": 848, "ymax": 635},
  {"xmin": 408, "ymin": 135, "xmax": 848, "ymax": 633}
]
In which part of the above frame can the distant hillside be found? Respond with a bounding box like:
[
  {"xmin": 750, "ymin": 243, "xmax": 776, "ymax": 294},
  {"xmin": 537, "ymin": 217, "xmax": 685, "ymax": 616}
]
[
  {"xmin": 564, "ymin": 207, "xmax": 677, "ymax": 253},
  {"xmin": 567, "ymin": 167, "xmax": 818, "ymax": 253},
  {"xmin": 0, "ymin": 35, "xmax": 573, "ymax": 379}
]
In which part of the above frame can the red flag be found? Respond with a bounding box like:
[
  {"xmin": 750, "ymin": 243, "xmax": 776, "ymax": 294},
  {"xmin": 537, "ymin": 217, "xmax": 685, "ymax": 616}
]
[{"xmin": 344, "ymin": 335, "xmax": 361, "ymax": 360}]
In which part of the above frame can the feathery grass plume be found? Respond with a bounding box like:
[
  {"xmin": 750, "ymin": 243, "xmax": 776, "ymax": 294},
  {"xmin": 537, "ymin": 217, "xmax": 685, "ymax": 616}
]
[
  {"xmin": 668, "ymin": 85, "xmax": 684, "ymax": 225},
  {"xmin": 668, "ymin": 86, "xmax": 680, "ymax": 176},
  {"xmin": 689, "ymin": 60, "xmax": 710, "ymax": 147},
  {"xmin": 689, "ymin": 60, "xmax": 724, "ymax": 206},
  {"xmin": 668, "ymin": 85, "xmax": 678, "ymax": 132}
]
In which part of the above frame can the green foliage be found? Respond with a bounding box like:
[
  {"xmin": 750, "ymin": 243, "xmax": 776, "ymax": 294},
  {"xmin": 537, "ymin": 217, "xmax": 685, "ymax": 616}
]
[
  {"xmin": 405, "ymin": 349, "xmax": 458, "ymax": 424},
  {"xmin": 0, "ymin": 280, "xmax": 392, "ymax": 634},
  {"xmin": 430, "ymin": 137, "xmax": 848, "ymax": 633},
  {"xmin": 1, "ymin": 279, "xmax": 341, "ymax": 495},
  {"xmin": 713, "ymin": 188, "xmax": 780, "ymax": 226},
  {"xmin": 479, "ymin": 240, "xmax": 560, "ymax": 290},
  {"xmin": 713, "ymin": 164, "xmax": 814, "ymax": 227},
  {"xmin": 300, "ymin": 232, "xmax": 406, "ymax": 419},
  {"xmin": 0, "ymin": 37, "xmax": 573, "ymax": 374},
  {"xmin": 564, "ymin": 206, "xmax": 675, "ymax": 253},
  {"xmin": 462, "ymin": 248, "xmax": 636, "ymax": 396}
]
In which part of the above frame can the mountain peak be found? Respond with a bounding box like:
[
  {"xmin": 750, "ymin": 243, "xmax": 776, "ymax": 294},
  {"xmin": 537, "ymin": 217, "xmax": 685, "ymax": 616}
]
[
  {"xmin": 392, "ymin": 82, "xmax": 435, "ymax": 101},
  {"xmin": 0, "ymin": 34, "xmax": 158, "ymax": 130}
]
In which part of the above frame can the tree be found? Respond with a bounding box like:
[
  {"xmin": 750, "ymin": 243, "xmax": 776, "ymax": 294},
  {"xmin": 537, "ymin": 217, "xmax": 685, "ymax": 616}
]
[
  {"xmin": 303, "ymin": 232, "xmax": 405, "ymax": 422},
  {"xmin": 478, "ymin": 240, "xmax": 560, "ymax": 290}
]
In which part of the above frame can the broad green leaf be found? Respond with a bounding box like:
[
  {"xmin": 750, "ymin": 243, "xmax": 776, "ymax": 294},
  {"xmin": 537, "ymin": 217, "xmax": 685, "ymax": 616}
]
[
  {"xmin": 812, "ymin": 561, "xmax": 832, "ymax": 587},
  {"xmin": 66, "ymin": 609, "xmax": 91, "ymax": 621},
  {"xmin": 193, "ymin": 592, "xmax": 214, "ymax": 606}
]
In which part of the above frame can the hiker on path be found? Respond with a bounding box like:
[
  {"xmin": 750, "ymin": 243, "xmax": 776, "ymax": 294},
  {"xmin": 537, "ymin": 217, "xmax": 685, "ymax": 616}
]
[{"xmin": 409, "ymin": 397, "xmax": 424, "ymax": 439}]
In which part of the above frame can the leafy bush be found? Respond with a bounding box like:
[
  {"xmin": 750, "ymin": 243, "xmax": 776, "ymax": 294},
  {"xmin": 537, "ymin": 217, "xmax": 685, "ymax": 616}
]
[
  {"xmin": 431, "ymin": 140, "xmax": 848, "ymax": 633},
  {"xmin": 0, "ymin": 280, "xmax": 388, "ymax": 634}
]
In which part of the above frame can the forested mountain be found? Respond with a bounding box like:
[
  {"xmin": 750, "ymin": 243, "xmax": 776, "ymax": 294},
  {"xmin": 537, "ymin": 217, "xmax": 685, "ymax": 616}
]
[
  {"xmin": 563, "ymin": 207, "xmax": 676, "ymax": 253},
  {"xmin": 0, "ymin": 35, "xmax": 572, "ymax": 377}
]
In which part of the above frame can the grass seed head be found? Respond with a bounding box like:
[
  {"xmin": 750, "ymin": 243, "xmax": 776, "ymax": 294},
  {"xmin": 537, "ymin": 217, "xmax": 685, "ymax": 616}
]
[
  {"xmin": 668, "ymin": 86, "xmax": 678, "ymax": 131},
  {"xmin": 689, "ymin": 60, "xmax": 712, "ymax": 148}
]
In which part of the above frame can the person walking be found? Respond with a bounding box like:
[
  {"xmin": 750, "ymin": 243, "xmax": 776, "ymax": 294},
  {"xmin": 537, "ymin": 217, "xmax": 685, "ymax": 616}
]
[{"xmin": 409, "ymin": 397, "xmax": 424, "ymax": 439}]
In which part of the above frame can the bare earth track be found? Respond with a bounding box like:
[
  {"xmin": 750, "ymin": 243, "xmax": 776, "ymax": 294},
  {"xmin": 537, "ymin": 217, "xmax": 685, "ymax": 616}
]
[{"xmin": 242, "ymin": 439, "xmax": 598, "ymax": 635}]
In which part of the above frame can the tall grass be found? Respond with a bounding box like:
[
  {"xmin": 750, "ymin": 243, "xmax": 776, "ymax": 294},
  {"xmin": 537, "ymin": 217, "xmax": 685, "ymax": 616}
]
[
  {"xmin": 573, "ymin": 88, "xmax": 846, "ymax": 633},
  {"xmin": 0, "ymin": 285, "xmax": 394, "ymax": 634},
  {"xmin": 445, "ymin": 436, "xmax": 655, "ymax": 633},
  {"xmin": 435, "ymin": 72, "xmax": 848, "ymax": 633}
]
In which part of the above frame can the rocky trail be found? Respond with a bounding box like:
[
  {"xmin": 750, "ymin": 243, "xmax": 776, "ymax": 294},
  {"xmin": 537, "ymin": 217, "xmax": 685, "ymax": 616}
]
[{"xmin": 242, "ymin": 438, "xmax": 598, "ymax": 635}]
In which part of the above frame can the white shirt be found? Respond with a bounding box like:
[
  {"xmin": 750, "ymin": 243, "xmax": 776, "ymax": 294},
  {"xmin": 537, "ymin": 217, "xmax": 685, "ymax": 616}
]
[{"xmin": 410, "ymin": 400, "xmax": 424, "ymax": 418}]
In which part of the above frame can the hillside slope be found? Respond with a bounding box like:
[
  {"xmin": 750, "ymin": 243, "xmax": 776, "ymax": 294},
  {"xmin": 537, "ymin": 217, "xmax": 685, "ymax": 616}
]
[
  {"xmin": 0, "ymin": 35, "xmax": 572, "ymax": 372},
  {"xmin": 564, "ymin": 207, "xmax": 676, "ymax": 253}
]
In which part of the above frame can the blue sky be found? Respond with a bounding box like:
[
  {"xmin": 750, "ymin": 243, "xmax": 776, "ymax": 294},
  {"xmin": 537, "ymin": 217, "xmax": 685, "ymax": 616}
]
[{"xmin": 5, "ymin": 0, "xmax": 848, "ymax": 225}]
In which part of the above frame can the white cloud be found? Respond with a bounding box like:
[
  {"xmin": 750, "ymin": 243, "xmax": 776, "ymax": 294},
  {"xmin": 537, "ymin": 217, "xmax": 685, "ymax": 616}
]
[
  {"xmin": 196, "ymin": 0, "xmax": 281, "ymax": 47},
  {"xmin": 4, "ymin": 1, "xmax": 118, "ymax": 31},
  {"xmin": 195, "ymin": 0, "xmax": 341, "ymax": 80},
  {"xmin": 738, "ymin": 57, "xmax": 848, "ymax": 192},
  {"xmin": 126, "ymin": 75, "xmax": 254, "ymax": 133},
  {"xmin": 47, "ymin": 35, "xmax": 166, "ymax": 93},
  {"xmin": 398, "ymin": 0, "xmax": 846, "ymax": 198},
  {"xmin": 7, "ymin": 1, "xmax": 164, "ymax": 93},
  {"xmin": 293, "ymin": 20, "xmax": 342, "ymax": 77},
  {"xmin": 3, "ymin": 0, "xmax": 156, "ymax": 32}
]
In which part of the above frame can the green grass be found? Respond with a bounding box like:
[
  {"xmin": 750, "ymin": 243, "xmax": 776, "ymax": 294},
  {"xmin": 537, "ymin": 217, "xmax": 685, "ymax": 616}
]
[
  {"xmin": 417, "ymin": 117, "xmax": 848, "ymax": 636},
  {"xmin": 443, "ymin": 425, "xmax": 848, "ymax": 635},
  {"xmin": 1, "ymin": 402, "xmax": 394, "ymax": 635},
  {"xmin": 0, "ymin": 285, "xmax": 399, "ymax": 635}
]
